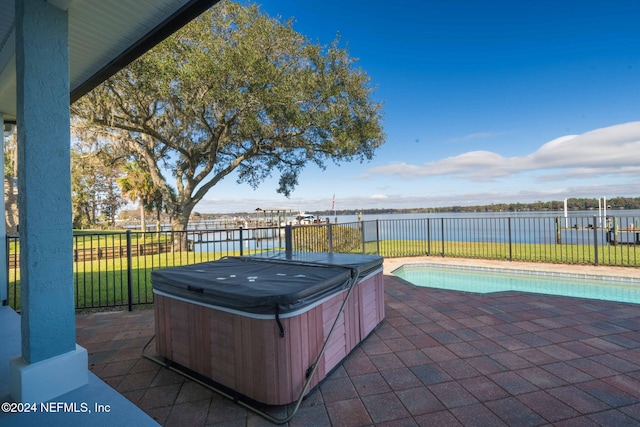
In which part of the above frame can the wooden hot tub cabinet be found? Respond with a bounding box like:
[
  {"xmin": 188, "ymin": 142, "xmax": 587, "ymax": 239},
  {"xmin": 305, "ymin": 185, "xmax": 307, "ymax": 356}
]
[{"xmin": 152, "ymin": 253, "xmax": 384, "ymax": 405}]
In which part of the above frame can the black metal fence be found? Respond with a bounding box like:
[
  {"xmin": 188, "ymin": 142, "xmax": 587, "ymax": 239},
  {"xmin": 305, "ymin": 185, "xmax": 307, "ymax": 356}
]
[
  {"xmin": 5, "ymin": 215, "xmax": 639, "ymax": 311},
  {"xmin": 6, "ymin": 227, "xmax": 281, "ymax": 312},
  {"xmin": 368, "ymin": 215, "xmax": 640, "ymax": 265}
]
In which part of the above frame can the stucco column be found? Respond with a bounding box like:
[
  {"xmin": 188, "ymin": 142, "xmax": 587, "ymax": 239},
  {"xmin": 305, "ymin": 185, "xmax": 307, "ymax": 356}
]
[
  {"xmin": 9, "ymin": 0, "xmax": 87, "ymax": 402},
  {"xmin": 0, "ymin": 114, "xmax": 6, "ymax": 306}
]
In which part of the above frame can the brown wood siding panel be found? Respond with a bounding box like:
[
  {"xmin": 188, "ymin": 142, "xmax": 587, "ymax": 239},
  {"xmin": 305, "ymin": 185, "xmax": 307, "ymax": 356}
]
[
  {"xmin": 299, "ymin": 311, "xmax": 311, "ymax": 386},
  {"xmin": 377, "ymin": 273, "xmax": 386, "ymax": 322},
  {"xmin": 275, "ymin": 316, "xmax": 293, "ymax": 404},
  {"xmin": 260, "ymin": 318, "xmax": 280, "ymax": 402},
  {"xmin": 170, "ymin": 299, "xmax": 191, "ymax": 367},
  {"xmin": 321, "ymin": 293, "xmax": 348, "ymax": 374},
  {"xmin": 238, "ymin": 315, "xmax": 255, "ymax": 399},
  {"xmin": 194, "ymin": 305, "xmax": 212, "ymax": 376},
  {"xmin": 187, "ymin": 305, "xmax": 199, "ymax": 371},
  {"xmin": 209, "ymin": 310, "xmax": 236, "ymax": 388},
  {"xmin": 306, "ymin": 305, "xmax": 324, "ymax": 383},
  {"xmin": 362, "ymin": 290, "xmax": 378, "ymax": 337},
  {"xmin": 154, "ymin": 295, "xmax": 170, "ymax": 357},
  {"xmin": 250, "ymin": 317, "xmax": 270, "ymax": 404},
  {"xmin": 359, "ymin": 275, "xmax": 384, "ymax": 338},
  {"xmin": 345, "ymin": 286, "xmax": 360, "ymax": 350},
  {"xmin": 287, "ymin": 313, "xmax": 304, "ymax": 404},
  {"xmin": 323, "ymin": 322, "xmax": 347, "ymax": 373},
  {"xmin": 322, "ymin": 293, "xmax": 344, "ymax": 331}
]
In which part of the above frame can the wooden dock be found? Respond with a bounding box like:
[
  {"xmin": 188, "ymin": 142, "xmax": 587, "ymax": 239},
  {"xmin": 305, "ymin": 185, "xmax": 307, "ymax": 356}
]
[
  {"xmin": 556, "ymin": 217, "xmax": 640, "ymax": 245},
  {"xmin": 606, "ymin": 227, "xmax": 640, "ymax": 245}
]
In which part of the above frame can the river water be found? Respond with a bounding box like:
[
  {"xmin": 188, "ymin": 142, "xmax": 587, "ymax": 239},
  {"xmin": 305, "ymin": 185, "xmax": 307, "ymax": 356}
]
[
  {"xmin": 359, "ymin": 210, "xmax": 640, "ymax": 246},
  {"xmin": 192, "ymin": 209, "xmax": 640, "ymax": 252},
  {"xmin": 329, "ymin": 209, "xmax": 640, "ymax": 224}
]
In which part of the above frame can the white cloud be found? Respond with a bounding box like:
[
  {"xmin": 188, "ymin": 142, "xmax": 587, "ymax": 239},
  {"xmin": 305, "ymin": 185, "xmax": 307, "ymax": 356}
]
[
  {"xmin": 538, "ymin": 166, "xmax": 640, "ymax": 182},
  {"xmin": 365, "ymin": 121, "xmax": 640, "ymax": 181}
]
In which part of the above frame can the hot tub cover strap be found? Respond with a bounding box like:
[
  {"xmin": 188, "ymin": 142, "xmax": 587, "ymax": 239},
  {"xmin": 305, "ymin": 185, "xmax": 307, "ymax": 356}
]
[{"xmin": 275, "ymin": 303, "xmax": 285, "ymax": 337}]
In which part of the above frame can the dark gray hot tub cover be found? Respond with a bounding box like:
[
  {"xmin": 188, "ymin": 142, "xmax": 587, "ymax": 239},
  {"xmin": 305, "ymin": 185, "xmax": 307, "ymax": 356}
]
[
  {"xmin": 151, "ymin": 257, "xmax": 359, "ymax": 315},
  {"xmin": 246, "ymin": 251, "xmax": 383, "ymax": 279}
]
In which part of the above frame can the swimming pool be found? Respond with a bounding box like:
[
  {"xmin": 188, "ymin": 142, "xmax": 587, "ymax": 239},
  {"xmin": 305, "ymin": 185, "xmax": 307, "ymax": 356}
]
[{"xmin": 392, "ymin": 263, "xmax": 640, "ymax": 304}]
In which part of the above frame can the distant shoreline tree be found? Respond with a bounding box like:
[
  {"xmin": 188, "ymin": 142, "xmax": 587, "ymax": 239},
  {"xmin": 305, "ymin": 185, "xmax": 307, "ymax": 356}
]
[
  {"xmin": 71, "ymin": 141, "xmax": 125, "ymax": 229},
  {"xmin": 71, "ymin": 1, "xmax": 385, "ymax": 247},
  {"xmin": 312, "ymin": 196, "xmax": 640, "ymax": 217}
]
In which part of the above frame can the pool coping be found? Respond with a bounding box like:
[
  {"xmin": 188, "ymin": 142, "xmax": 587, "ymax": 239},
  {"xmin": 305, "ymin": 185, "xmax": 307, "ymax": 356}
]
[
  {"xmin": 391, "ymin": 262, "xmax": 640, "ymax": 284},
  {"xmin": 383, "ymin": 256, "xmax": 640, "ymax": 279}
]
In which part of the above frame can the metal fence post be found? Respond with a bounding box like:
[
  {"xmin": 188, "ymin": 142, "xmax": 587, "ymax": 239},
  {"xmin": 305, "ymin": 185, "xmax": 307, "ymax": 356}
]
[
  {"xmin": 375, "ymin": 219, "xmax": 380, "ymax": 255},
  {"xmin": 508, "ymin": 217, "xmax": 513, "ymax": 261},
  {"xmin": 285, "ymin": 225, "xmax": 292, "ymax": 254},
  {"xmin": 593, "ymin": 215, "xmax": 599, "ymax": 266},
  {"xmin": 239, "ymin": 226, "xmax": 244, "ymax": 256},
  {"xmin": 441, "ymin": 218, "xmax": 445, "ymax": 257},
  {"xmin": 327, "ymin": 223, "xmax": 333, "ymax": 253},
  {"xmin": 126, "ymin": 230, "xmax": 133, "ymax": 311},
  {"xmin": 3, "ymin": 234, "xmax": 8, "ymax": 307},
  {"xmin": 427, "ymin": 218, "xmax": 431, "ymax": 256}
]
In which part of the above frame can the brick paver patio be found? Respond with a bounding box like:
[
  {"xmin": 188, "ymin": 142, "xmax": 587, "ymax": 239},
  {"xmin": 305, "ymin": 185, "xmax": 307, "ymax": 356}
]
[{"xmin": 75, "ymin": 259, "xmax": 640, "ymax": 426}]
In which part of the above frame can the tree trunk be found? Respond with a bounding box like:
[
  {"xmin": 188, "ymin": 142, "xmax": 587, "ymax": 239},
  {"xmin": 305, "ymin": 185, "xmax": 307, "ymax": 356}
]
[
  {"xmin": 170, "ymin": 211, "xmax": 192, "ymax": 252},
  {"xmin": 139, "ymin": 199, "xmax": 146, "ymax": 230}
]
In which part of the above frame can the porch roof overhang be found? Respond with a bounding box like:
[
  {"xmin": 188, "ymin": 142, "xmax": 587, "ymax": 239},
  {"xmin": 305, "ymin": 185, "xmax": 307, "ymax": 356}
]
[{"xmin": 0, "ymin": 0, "xmax": 220, "ymax": 123}]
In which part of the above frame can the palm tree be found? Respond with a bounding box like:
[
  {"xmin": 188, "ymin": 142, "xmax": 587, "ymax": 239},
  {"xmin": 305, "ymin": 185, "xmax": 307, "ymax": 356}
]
[
  {"xmin": 148, "ymin": 188, "xmax": 174, "ymax": 232},
  {"xmin": 117, "ymin": 161, "xmax": 156, "ymax": 234}
]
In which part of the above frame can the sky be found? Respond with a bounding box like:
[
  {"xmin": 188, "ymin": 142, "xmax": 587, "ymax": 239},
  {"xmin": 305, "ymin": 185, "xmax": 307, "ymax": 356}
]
[{"xmin": 196, "ymin": 0, "xmax": 640, "ymax": 214}]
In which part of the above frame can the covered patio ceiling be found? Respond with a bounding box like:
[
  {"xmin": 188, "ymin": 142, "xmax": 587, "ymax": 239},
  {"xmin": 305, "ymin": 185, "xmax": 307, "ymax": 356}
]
[{"xmin": 0, "ymin": 0, "xmax": 220, "ymax": 123}]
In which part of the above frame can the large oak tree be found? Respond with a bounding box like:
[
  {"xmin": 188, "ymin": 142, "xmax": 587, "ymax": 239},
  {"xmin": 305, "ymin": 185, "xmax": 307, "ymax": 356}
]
[{"xmin": 72, "ymin": 1, "xmax": 384, "ymax": 239}]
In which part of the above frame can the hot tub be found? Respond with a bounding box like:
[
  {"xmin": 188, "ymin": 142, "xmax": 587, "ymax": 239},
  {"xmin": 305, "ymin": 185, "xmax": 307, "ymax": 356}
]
[{"xmin": 152, "ymin": 252, "xmax": 384, "ymax": 405}]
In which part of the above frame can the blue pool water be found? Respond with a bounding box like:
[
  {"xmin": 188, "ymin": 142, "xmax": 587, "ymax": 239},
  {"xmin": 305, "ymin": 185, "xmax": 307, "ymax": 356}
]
[{"xmin": 392, "ymin": 264, "xmax": 640, "ymax": 304}]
